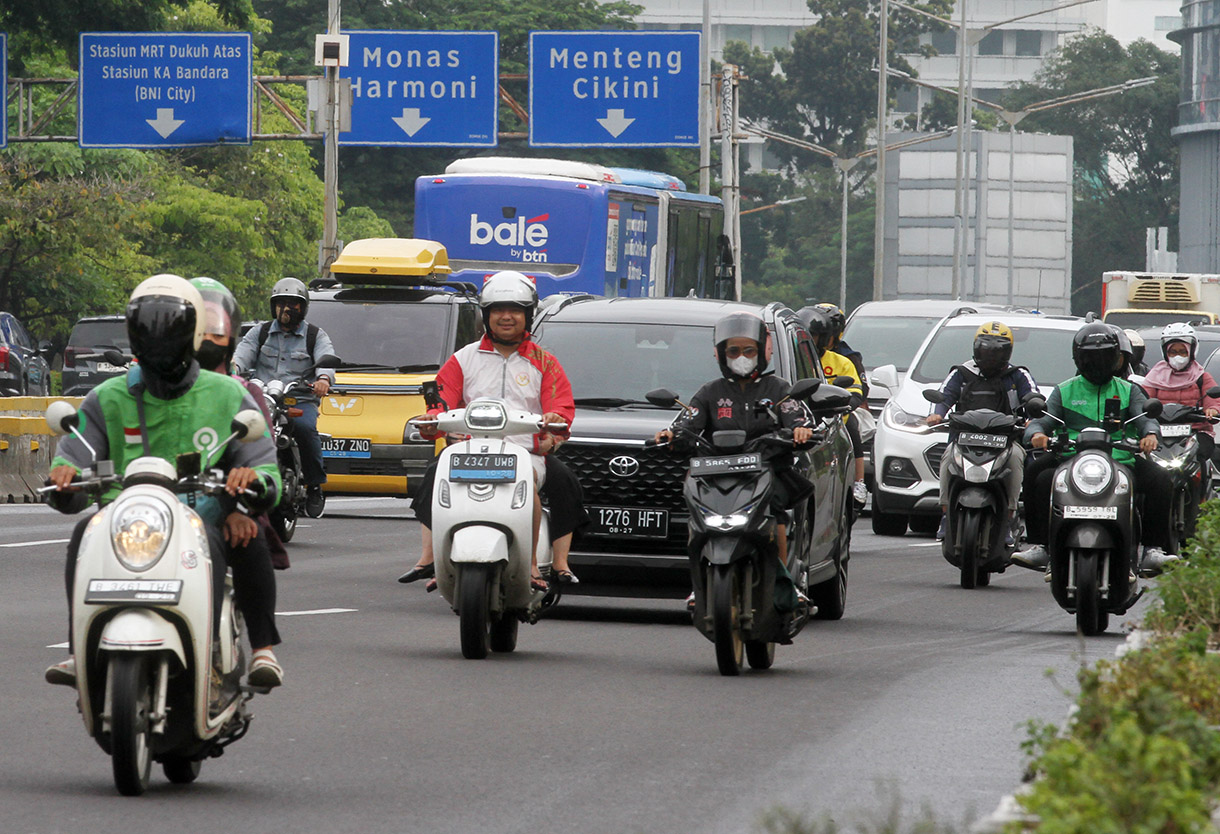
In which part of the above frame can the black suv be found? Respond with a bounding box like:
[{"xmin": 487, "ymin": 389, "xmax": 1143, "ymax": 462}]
[
  {"xmin": 532, "ymin": 296, "xmax": 855, "ymax": 615},
  {"xmin": 0, "ymin": 312, "xmax": 52, "ymax": 396},
  {"xmin": 62, "ymin": 315, "xmax": 129, "ymax": 396}
]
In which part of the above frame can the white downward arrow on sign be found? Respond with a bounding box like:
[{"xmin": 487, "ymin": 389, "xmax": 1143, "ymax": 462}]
[
  {"xmin": 597, "ymin": 109, "xmax": 635, "ymax": 138},
  {"xmin": 146, "ymin": 108, "xmax": 185, "ymax": 138},
  {"xmin": 393, "ymin": 108, "xmax": 431, "ymax": 137}
]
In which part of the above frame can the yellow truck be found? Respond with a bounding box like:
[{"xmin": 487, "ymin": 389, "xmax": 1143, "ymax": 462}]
[{"xmin": 311, "ymin": 238, "xmax": 482, "ymax": 497}]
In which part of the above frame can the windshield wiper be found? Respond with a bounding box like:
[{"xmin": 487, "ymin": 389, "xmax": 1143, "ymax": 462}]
[
  {"xmin": 574, "ymin": 397, "xmax": 658, "ymax": 407},
  {"xmin": 334, "ymin": 362, "xmax": 440, "ymax": 373}
]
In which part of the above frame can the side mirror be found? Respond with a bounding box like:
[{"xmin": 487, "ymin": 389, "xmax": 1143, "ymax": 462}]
[
  {"xmin": 808, "ymin": 386, "xmax": 852, "ymax": 412},
  {"xmin": 37, "ymin": 339, "xmax": 53, "ymax": 355},
  {"xmin": 789, "ymin": 378, "xmax": 820, "ymax": 401},
  {"xmin": 45, "ymin": 401, "xmax": 80, "ymax": 436},
  {"xmin": 646, "ymin": 387, "xmax": 680, "ymax": 409},
  {"xmin": 922, "ymin": 389, "xmax": 945, "ymax": 404},
  {"xmin": 833, "ymin": 375, "xmax": 855, "ymax": 389},
  {"xmin": 102, "ymin": 349, "xmax": 129, "ymax": 366},
  {"xmin": 1143, "ymin": 398, "xmax": 1163, "ymax": 419},
  {"xmin": 1208, "ymin": 386, "xmax": 1220, "ymax": 399},
  {"xmin": 1025, "ymin": 397, "xmax": 1047, "ymax": 418},
  {"xmin": 870, "ymin": 364, "xmax": 899, "ymax": 391},
  {"xmin": 231, "ymin": 409, "xmax": 267, "ymax": 442}
]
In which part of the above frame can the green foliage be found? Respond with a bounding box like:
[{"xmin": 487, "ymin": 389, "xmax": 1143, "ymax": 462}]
[
  {"xmin": 340, "ymin": 206, "xmax": 397, "ymax": 241},
  {"xmin": 1145, "ymin": 499, "xmax": 1220, "ymax": 639}
]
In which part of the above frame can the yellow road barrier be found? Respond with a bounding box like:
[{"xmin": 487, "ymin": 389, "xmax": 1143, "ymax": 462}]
[{"xmin": 0, "ymin": 397, "xmax": 85, "ymax": 503}]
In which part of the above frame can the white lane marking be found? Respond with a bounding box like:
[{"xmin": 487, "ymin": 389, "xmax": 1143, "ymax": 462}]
[
  {"xmin": 48, "ymin": 642, "xmax": 68, "ymax": 649},
  {"xmin": 910, "ymin": 541, "xmax": 943, "ymax": 547},
  {"xmin": 1, "ymin": 538, "xmax": 70, "ymax": 548},
  {"xmin": 275, "ymin": 608, "xmax": 357, "ymax": 616}
]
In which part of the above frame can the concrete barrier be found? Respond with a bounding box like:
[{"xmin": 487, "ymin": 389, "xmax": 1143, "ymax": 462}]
[{"xmin": 0, "ymin": 397, "xmax": 85, "ymax": 503}]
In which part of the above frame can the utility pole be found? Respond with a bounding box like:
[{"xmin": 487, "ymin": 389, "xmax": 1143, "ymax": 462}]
[
  {"xmin": 699, "ymin": 0, "xmax": 711, "ymax": 194},
  {"xmin": 719, "ymin": 64, "xmax": 741, "ymax": 299},
  {"xmin": 873, "ymin": 0, "xmax": 889, "ymax": 302},
  {"xmin": 321, "ymin": 0, "xmax": 342, "ymax": 275}
]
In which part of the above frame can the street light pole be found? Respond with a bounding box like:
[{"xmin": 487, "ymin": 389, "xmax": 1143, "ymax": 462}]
[
  {"xmin": 699, "ymin": 0, "xmax": 711, "ymax": 194},
  {"xmin": 874, "ymin": 0, "xmax": 890, "ymax": 302}
]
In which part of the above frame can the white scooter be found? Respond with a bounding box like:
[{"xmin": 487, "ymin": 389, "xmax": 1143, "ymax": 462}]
[
  {"xmin": 410, "ymin": 396, "xmax": 563, "ymax": 659},
  {"xmin": 43, "ymin": 401, "xmax": 270, "ymax": 796}
]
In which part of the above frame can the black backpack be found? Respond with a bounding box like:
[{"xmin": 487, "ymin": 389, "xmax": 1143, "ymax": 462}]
[{"xmin": 952, "ymin": 365, "xmax": 1018, "ymax": 414}]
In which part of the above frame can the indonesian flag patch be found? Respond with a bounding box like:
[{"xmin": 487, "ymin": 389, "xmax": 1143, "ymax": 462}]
[{"xmin": 124, "ymin": 427, "xmax": 142, "ymax": 445}]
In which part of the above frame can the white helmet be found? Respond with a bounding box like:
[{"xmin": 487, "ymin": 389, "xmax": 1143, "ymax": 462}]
[
  {"xmin": 479, "ymin": 271, "xmax": 539, "ymax": 330},
  {"xmin": 1160, "ymin": 322, "xmax": 1197, "ymax": 361},
  {"xmin": 126, "ymin": 274, "xmax": 206, "ymax": 385}
]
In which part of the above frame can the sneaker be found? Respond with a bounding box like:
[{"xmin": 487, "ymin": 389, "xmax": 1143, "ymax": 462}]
[
  {"xmin": 852, "ymin": 480, "xmax": 869, "ymax": 508},
  {"xmin": 1139, "ymin": 546, "xmax": 1180, "ymax": 577},
  {"xmin": 304, "ymin": 485, "xmax": 325, "ymax": 519},
  {"xmin": 936, "ymin": 514, "xmax": 947, "ymax": 542},
  {"xmin": 248, "ymin": 649, "xmax": 283, "ymax": 689},
  {"xmin": 1011, "ymin": 544, "xmax": 1050, "ymax": 571},
  {"xmin": 45, "ymin": 658, "xmax": 76, "ymax": 687}
]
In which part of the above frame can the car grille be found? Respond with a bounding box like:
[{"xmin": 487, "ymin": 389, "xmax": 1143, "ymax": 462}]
[
  {"xmin": 924, "ymin": 442, "xmax": 949, "ymax": 474},
  {"xmin": 554, "ymin": 442, "xmax": 688, "ymax": 514}
]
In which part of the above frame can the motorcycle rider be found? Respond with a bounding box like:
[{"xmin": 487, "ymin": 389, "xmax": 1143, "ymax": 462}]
[
  {"xmin": 810, "ymin": 302, "xmax": 869, "ymax": 398},
  {"xmin": 44, "ymin": 274, "xmax": 285, "ymax": 688},
  {"xmin": 1141, "ymin": 322, "xmax": 1220, "ymax": 465},
  {"xmin": 397, "ymin": 271, "xmax": 587, "ymax": 589},
  {"xmin": 925, "ymin": 321, "xmax": 1038, "ymax": 542},
  {"xmin": 654, "ymin": 311, "xmax": 815, "ymax": 609},
  {"xmin": 1012, "ymin": 322, "xmax": 1174, "ymax": 573},
  {"xmin": 233, "ymin": 277, "xmax": 336, "ymax": 518},
  {"xmin": 1124, "ymin": 328, "xmax": 1149, "ymax": 378},
  {"xmin": 800, "ymin": 307, "xmax": 868, "ymax": 509}
]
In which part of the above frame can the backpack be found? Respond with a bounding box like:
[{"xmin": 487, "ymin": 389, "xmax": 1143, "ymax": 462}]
[
  {"xmin": 952, "ymin": 364, "xmax": 1018, "ymax": 414},
  {"xmin": 257, "ymin": 320, "xmax": 318, "ymax": 360}
]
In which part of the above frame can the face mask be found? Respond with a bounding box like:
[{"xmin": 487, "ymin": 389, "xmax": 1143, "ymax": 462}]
[
  {"xmin": 1169, "ymin": 354, "xmax": 1190, "ymax": 371},
  {"xmin": 728, "ymin": 355, "xmax": 757, "ymax": 377},
  {"xmin": 195, "ymin": 340, "xmax": 230, "ymax": 372}
]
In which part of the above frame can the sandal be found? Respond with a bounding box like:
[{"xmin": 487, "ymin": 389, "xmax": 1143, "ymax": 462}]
[
  {"xmin": 553, "ymin": 569, "xmax": 579, "ymax": 585},
  {"xmin": 530, "ymin": 575, "xmax": 550, "ymax": 594},
  {"xmin": 398, "ymin": 562, "xmax": 435, "ymax": 584}
]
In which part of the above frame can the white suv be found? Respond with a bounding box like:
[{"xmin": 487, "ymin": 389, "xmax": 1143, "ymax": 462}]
[{"xmin": 871, "ymin": 312, "xmax": 1085, "ymax": 536}]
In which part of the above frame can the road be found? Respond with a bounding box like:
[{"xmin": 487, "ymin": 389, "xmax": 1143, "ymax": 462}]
[{"xmin": 1, "ymin": 498, "xmax": 1142, "ymax": 834}]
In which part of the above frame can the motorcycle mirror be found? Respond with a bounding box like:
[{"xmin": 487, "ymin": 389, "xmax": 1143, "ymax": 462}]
[
  {"xmin": 231, "ymin": 409, "xmax": 267, "ymax": 443},
  {"xmin": 102, "ymin": 349, "xmax": 129, "ymax": 366},
  {"xmin": 789, "ymin": 378, "xmax": 821, "ymax": 401},
  {"xmin": 833, "ymin": 376, "xmax": 854, "ymax": 389},
  {"xmin": 45, "ymin": 401, "xmax": 80, "ymax": 436},
  {"xmin": 1209, "ymin": 386, "xmax": 1220, "ymax": 399},
  {"xmin": 922, "ymin": 389, "xmax": 945, "ymax": 404},
  {"xmin": 808, "ymin": 386, "xmax": 852, "ymax": 412},
  {"xmin": 176, "ymin": 451, "xmax": 202, "ymax": 479},
  {"xmin": 645, "ymin": 388, "xmax": 680, "ymax": 409},
  {"xmin": 1143, "ymin": 398, "xmax": 1163, "ymax": 419},
  {"xmin": 1025, "ymin": 397, "xmax": 1047, "ymax": 417}
]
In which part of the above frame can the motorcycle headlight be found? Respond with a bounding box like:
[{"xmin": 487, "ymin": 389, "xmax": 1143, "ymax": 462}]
[
  {"xmin": 465, "ymin": 402, "xmax": 507, "ymax": 431},
  {"xmin": 882, "ymin": 401, "xmax": 931, "ymax": 434},
  {"xmin": 700, "ymin": 501, "xmax": 757, "ymax": 532},
  {"xmin": 110, "ymin": 497, "xmax": 173, "ymax": 571},
  {"xmin": 1070, "ymin": 454, "xmax": 1113, "ymax": 496}
]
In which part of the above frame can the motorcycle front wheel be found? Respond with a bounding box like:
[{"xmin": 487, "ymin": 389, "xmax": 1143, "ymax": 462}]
[
  {"xmin": 162, "ymin": 756, "xmax": 202, "ymax": 784},
  {"xmin": 1072, "ymin": 549, "xmax": 1107, "ymax": 636},
  {"xmin": 958, "ymin": 509, "xmax": 983, "ymax": 589},
  {"xmin": 458, "ymin": 564, "xmax": 492, "ymax": 659},
  {"xmin": 109, "ymin": 654, "xmax": 154, "ymax": 796},
  {"xmin": 711, "ymin": 564, "xmax": 744, "ymax": 676}
]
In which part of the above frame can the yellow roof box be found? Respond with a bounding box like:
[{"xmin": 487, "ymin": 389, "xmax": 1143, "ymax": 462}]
[{"xmin": 328, "ymin": 238, "xmax": 452, "ymax": 285}]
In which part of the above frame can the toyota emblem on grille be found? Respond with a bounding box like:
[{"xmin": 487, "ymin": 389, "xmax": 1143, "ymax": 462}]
[{"xmin": 608, "ymin": 455, "xmax": 640, "ymax": 478}]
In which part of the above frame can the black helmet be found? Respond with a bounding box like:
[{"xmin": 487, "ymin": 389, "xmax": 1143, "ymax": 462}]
[
  {"xmin": 270, "ymin": 277, "xmax": 309, "ymax": 326},
  {"xmin": 973, "ymin": 321, "xmax": 1013, "ymax": 377},
  {"xmin": 799, "ymin": 306, "xmax": 837, "ymax": 354},
  {"xmin": 1072, "ymin": 322, "xmax": 1121, "ymax": 386},
  {"xmin": 127, "ymin": 274, "xmax": 205, "ymax": 387},
  {"xmin": 713, "ymin": 311, "xmax": 768, "ymax": 379},
  {"xmin": 814, "ymin": 302, "xmax": 846, "ymax": 338},
  {"xmin": 190, "ymin": 276, "xmax": 242, "ymax": 369}
]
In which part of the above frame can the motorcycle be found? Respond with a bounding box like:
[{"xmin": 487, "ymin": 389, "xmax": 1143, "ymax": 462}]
[
  {"xmin": 1025, "ymin": 396, "xmax": 1159, "ymax": 635},
  {"xmin": 645, "ymin": 378, "xmax": 849, "ymax": 676},
  {"xmin": 408, "ymin": 395, "xmax": 563, "ymax": 659},
  {"xmin": 1149, "ymin": 391, "xmax": 1220, "ymax": 553},
  {"xmin": 41, "ymin": 400, "xmax": 271, "ymax": 795},
  {"xmin": 922, "ymin": 389, "xmax": 1025, "ymax": 589}
]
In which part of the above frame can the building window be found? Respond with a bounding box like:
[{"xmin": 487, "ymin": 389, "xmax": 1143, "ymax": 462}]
[
  {"xmin": 1014, "ymin": 30, "xmax": 1042, "ymax": 56},
  {"xmin": 929, "ymin": 30, "xmax": 957, "ymax": 56},
  {"xmin": 762, "ymin": 26, "xmax": 792, "ymax": 52},
  {"xmin": 977, "ymin": 30, "xmax": 1004, "ymax": 55},
  {"xmin": 722, "ymin": 24, "xmax": 753, "ymax": 47},
  {"xmin": 895, "ymin": 83, "xmax": 920, "ymax": 113}
]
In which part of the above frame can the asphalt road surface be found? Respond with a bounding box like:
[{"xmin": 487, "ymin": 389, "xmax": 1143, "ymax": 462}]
[{"xmin": 2, "ymin": 498, "xmax": 1143, "ymax": 834}]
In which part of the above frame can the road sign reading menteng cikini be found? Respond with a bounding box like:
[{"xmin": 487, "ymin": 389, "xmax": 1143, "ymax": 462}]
[
  {"xmin": 529, "ymin": 31, "xmax": 699, "ymax": 148},
  {"xmin": 79, "ymin": 32, "xmax": 251, "ymax": 148},
  {"xmin": 341, "ymin": 31, "xmax": 498, "ymax": 147}
]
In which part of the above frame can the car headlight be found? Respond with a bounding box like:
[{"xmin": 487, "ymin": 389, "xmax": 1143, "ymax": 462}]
[
  {"xmin": 110, "ymin": 497, "xmax": 173, "ymax": 571},
  {"xmin": 1070, "ymin": 454, "xmax": 1113, "ymax": 496},
  {"xmin": 465, "ymin": 401, "xmax": 507, "ymax": 431},
  {"xmin": 882, "ymin": 400, "xmax": 931, "ymax": 434}
]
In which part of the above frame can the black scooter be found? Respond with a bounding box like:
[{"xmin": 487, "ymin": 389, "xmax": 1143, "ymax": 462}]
[
  {"xmin": 646, "ymin": 379, "xmax": 850, "ymax": 675},
  {"xmin": 1026, "ymin": 396, "xmax": 1159, "ymax": 635},
  {"xmin": 1149, "ymin": 392, "xmax": 1220, "ymax": 553},
  {"xmin": 922, "ymin": 389, "xmax": 1025, "ymax": 589}
]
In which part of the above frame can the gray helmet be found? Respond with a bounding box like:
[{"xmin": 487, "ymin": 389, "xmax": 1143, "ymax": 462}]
[
  {"xmin": 713, "ymin": 311, "xmax": 768, "ymax": 378},
  {"xmin": 269, "ymin": 277, "xmax": 309, "ymax": 319}
]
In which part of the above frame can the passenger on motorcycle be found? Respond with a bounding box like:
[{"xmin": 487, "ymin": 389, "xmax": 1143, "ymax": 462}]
[
  {"xmin": 398, "ymin": 271, "xmax": 587, "ymax": 590},
  {"xmin": 925, "ymin": 321, "xmax": 1038, "ymax": 542},
  {"xmin": 654, "ymin": 312, "xmax": 815, "ymax": 608},
  {"xmin": 799, "ymin": 306, "xmax": 869, "ymax": 508},
  {"xmin": 232, "ymin": 277, "xmax": 336, "ymax": 518},
  {"xmin": 1141, "ymin": 322, "xmax": 1220, "ymax": 463},
  {"xmin": 1012, "ymin": 322, "xmax": 1174, "ymax": 573},
  {"xmin": 1124, "ymin": 328, "xmax": 1149, "ymax": 378},
  {"xmin": 45, "ymin": 275, "xmax": 285, "ymax": 688},
  {"xmin": 810, "ymin": 302, "xmax": 869, "ymax": 399}
]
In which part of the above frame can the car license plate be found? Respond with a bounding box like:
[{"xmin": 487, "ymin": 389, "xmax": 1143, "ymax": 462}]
[
  {"xmin": 449, "ymin": 453, "xmax": 516, "ymax": 483},
  {"xmin": 96, "ymin": 362, "xmax": 124, "ymax": 373},
  {"xmin": 1062, "ymin": 505, "xmax": 1118, "ymax": 520},
  {"xmin": 85, "ymin": 579, "xmax": 183, "ymax": 604},
  {"xmin": 690, "ymin": 453, "xmax": 763, "ymax": 476},
  {"xmin": 959, "ymin": 432, "xmax": 1008, "ymax": 449},
  {"xmin": 588, "ymin": 506, "xmax": 670, "ymax": 537},
  {"xmin": 321, "ymin": 437, "xmax": 371, "ymax": 459},
  {"xmin": 1161, "ymin": 423, "xmax": 1192, "ymax": 438}
]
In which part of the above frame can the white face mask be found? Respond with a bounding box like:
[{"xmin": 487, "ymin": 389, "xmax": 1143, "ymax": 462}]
[
  {"xmin": 728, "ymin": 355, "xmax": 757, "ymax": 376},
  {"xmin": 1169, "ymin": 354, "xmax": 1190, "ymax": 371}
]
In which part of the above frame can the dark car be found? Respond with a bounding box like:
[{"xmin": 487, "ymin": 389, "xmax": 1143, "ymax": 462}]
[
  {"xmin": 62, "ymin": 315, "xmax": 130, "ymax": 396},
  {"xmin": 532, "ymin": 296, "xmax": 855, "ymax": 614},
  {"xmin": 0, "ymin": 312, "xmax": 52, "ymax": 396}
]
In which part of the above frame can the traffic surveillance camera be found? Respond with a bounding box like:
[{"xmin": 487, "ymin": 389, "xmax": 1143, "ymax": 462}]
[{"xmin": 314, "ymin": 34, "xmax": 350, "ymax": 67}]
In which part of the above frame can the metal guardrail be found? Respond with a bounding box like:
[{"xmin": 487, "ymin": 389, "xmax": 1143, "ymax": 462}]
[{"xmin": 0, "ymin": 397, "xmax": 84, "ymax": 503}]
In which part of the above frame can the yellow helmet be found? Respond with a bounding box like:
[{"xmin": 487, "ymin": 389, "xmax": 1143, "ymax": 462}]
[
  {"xmin": 975, "ymin": 321, "xmax": 1013, "ymax": 343},
  {"xmin": 973, "ymin": 321, "xmax": 1013, "ymax": 375}
]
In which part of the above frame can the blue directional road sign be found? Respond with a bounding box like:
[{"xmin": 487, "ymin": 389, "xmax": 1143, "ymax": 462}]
[
  {"xmin": 341, "ymin": 31, "xmax": 498, "ymax": 147},
  {"xmin": 79, "ymin": 32, "xmax": 251, "ymax": 148},
  {"xmin": 1, "ymin": 34, "xmax": 7, "ymax": 149},
  {"xmin": 529, "ymin": 31, "xmax": 700, "ymax": 148}
]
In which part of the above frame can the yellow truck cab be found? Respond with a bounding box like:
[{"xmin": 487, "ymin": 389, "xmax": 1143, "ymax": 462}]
[{"xmin": 310, "ymin": 238, "xmax": 481, "ymax": 497}]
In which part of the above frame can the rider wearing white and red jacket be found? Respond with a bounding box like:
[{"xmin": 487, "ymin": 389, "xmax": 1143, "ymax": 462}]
[{"xmin": 398, "ymin": 271, "xmax": 587, "ymax": 589}]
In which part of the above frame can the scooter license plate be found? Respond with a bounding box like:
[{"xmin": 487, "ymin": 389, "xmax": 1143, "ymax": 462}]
[
  {"xmin": 85, "ymin": 579, "xmax": 183, "ymax": 604},
  {"xmin": 588, "ymin": 506, "xmax": 670, "ymax": 537},
  {"xmin": 449, "ymin": 453, "xmax": 517, "ymax": 483},
  {"xmin": 321, "ymin": 437, "xmax": 371, "ymax": 458},
  {"xmin": 1062, "ymin": 505, "xmax": 1118, "ymax": 520},
  {"xmin": 690, "ymin": 453, "xmax": 763, "ymax": 476},
  {"xmin": 959, "ymin": 432, "xmax": 1008, "ymax": 449},
  {"xmin": 1161, "ymin": 423, "xmax": 1192, "ymax": 438}
]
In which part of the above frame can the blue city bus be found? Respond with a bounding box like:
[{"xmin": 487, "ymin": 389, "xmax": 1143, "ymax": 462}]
[{"xmin": 413, "ymin": 157, "xmax": 730, "ymax": 299}]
